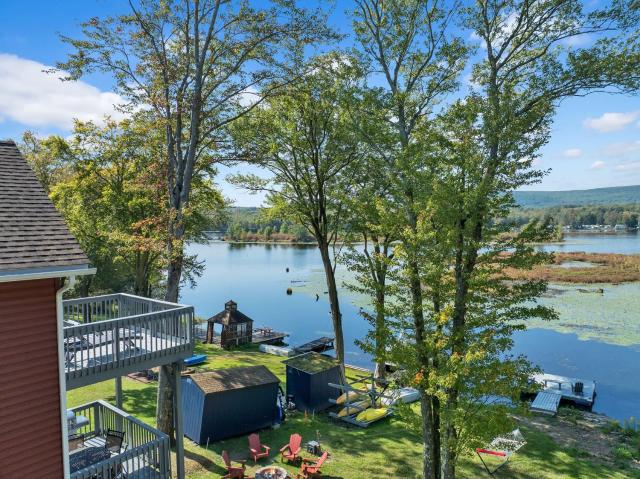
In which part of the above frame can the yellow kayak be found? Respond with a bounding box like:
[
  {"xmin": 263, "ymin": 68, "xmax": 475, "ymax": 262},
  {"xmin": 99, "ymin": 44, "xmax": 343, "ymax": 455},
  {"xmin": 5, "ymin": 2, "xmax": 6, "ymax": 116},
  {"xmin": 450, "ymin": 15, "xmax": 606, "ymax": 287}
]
[
  {"xmin": 356, "ymin": 407, "xmax": 388, "ymax": 423},
  {"xmin": 337, "ymin": 398, "xmax": 371, "ymax": 417},
  {"xmin": 336, "ymin": 390, "xmax": 361, "ymax": 405}
]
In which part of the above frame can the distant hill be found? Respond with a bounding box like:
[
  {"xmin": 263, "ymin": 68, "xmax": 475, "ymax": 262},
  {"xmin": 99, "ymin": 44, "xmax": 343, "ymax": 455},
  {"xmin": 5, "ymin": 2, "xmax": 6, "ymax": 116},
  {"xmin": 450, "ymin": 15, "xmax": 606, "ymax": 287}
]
[{"xmin": 514, "ymin": 185, "xmax": 640, "ymax": 208}]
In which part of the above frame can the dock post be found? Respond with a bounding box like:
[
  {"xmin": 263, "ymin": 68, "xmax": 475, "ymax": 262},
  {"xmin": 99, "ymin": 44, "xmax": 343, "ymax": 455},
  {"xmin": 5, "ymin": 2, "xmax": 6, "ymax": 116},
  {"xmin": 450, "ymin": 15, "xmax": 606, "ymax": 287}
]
[{"xmin": 173, "ymin": 361, "xmax": 185, "ymax": 479}]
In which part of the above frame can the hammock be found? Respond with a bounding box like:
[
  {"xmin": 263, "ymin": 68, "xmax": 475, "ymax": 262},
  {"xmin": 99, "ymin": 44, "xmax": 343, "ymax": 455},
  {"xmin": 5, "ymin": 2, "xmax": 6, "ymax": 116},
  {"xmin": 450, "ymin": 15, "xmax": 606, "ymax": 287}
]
[{"xmin": 475, "ymin": 428, "xmax": 526, "ymax": 476}]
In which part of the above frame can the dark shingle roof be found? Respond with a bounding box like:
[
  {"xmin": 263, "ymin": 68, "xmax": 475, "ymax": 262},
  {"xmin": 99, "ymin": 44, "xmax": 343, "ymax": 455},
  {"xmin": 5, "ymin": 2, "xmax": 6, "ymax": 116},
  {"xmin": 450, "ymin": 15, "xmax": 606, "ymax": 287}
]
[
  {"xmin": 189, "ymin": 366, "xmax": 279, "ymax": 394},
  {"xmin": 0, "ymin": 140, "xmax": 90, "ymax": 274},
  {"xmin": 207, "ymin": 300, "xmax": 254, "ymax": 325}
]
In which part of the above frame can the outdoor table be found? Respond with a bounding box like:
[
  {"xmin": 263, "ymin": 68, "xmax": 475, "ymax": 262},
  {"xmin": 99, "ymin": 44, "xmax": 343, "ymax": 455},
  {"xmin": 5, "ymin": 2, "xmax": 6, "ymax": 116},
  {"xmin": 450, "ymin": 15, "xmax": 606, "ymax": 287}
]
[{"xmin": 69, "ymin": 446, "xmax": 111, "ymax": 473}]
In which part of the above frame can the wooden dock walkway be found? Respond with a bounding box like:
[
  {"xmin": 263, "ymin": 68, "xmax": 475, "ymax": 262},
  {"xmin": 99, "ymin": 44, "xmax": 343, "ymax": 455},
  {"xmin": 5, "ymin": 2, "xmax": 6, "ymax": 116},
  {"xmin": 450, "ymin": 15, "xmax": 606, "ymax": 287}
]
[
  {"xmin": 293, "ymin": 337, "xmax": 335, "ymax": 354},
  {"xmin": 251, "ymin": 328, "xmax": 289, "ymax": 345},
  {"xmin": 529, "ymin": 373, "xmax": 596, "ymax": 415}
]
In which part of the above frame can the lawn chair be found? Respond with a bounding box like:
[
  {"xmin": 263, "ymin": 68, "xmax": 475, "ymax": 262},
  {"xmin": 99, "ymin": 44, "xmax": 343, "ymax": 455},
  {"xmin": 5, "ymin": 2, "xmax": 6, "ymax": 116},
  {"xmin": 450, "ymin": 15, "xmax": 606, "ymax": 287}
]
[
  {"xmin": 105, "ymin": 429, "xmax": 125, "ymax": 454},
  {"xmin": 296, "ymin": 451, "xmax": 328, "ymax": 479},
  {"xmin": 222, "ymin": 450, "xmax": 246, "ymax": 479},
  {"xmin": 475, "ymin": 429, "xmax": 526, "ymax": 477},
  {"xmin": 248, "ymin": 433, "xmax": 270, "ymax": 463},
  {"xmin": 280, "ymin": 433, "xmax": 302, "ymax": 464}
]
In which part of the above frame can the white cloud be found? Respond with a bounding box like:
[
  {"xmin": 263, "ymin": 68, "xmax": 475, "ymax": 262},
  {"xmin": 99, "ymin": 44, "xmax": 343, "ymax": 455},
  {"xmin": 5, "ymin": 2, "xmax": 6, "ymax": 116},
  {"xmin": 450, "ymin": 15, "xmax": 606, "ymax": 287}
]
[
  {"xmin": 614, "ymin": 162, "xmax": 640, "ymax": 172},
  {"xmin": 563, "ymin": 148, "xmax": 582, "ymax": 158},
  {"xmin": 0, "ymin": 53, "xmax": 126, "ymax": 130},
  {"xmin": 590, "ymin": 160, "xmax": 606, "ymax": 170},
  {"xmin": 603, "ymin": 140, "xmax": 640, "ymax": 157},
  {"xmin": 584, "ymin": 111, "xmax": 640, "ymax": 133}
]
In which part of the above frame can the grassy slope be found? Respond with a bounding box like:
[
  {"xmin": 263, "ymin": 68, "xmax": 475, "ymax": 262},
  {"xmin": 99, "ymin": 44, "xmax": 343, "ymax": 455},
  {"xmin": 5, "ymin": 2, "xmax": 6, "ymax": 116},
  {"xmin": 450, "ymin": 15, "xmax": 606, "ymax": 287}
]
[{"xmin": 67, "ymin": 344, "xmax": 639, "ymax": 479}]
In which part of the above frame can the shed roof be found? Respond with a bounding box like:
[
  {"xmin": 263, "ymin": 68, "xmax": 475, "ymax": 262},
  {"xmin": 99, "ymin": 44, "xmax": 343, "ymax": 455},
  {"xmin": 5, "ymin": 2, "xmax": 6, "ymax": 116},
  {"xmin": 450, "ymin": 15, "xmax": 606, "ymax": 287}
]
[
  {"xmin": 284, "ymin": 352, "xmax": 340, "ymax": 374},
  {"xmin": 190, "ymin": 365, "xmax": 279, "ymax": 394},
  {"xmin": 0, "ymin": 140, "xmax": 90, "ymax": 275},
  {"xmin": 207, "ymin": 300, "xmax": 254, "ymax": 325}
]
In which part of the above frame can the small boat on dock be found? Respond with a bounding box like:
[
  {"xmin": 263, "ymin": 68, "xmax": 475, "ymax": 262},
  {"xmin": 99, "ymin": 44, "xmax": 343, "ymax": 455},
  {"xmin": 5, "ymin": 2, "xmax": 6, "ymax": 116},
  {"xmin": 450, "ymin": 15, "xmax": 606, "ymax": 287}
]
[{"xmin": 527, "ymin": 373, "xmax": 596, "ymax": 415}]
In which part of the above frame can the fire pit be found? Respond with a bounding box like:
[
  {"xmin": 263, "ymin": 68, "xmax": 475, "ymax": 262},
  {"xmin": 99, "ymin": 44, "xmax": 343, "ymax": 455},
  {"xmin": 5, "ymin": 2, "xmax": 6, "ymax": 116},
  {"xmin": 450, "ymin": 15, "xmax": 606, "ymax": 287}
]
[{"xmin": 255, "ymin": 465, "xmax": 288, "ymax": 479}]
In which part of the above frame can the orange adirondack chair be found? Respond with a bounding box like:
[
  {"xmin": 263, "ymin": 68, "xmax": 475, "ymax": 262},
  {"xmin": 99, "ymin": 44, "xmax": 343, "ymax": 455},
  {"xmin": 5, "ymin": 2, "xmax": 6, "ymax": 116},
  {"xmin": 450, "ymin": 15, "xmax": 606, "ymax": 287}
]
[
  {"xmin": 280, "ymin": 433, "xmax": 302, "ymax": 464},
  {"xmin": 296, "ymin": 451, "xmax": 328, "ymax": 479},
  {"xmin": 248, "ymin": 433, "xmax": 270, "ymax": 463},
  {"xmin": 221, "ymin": 450, "xmax": 246, "ymax": 479}
]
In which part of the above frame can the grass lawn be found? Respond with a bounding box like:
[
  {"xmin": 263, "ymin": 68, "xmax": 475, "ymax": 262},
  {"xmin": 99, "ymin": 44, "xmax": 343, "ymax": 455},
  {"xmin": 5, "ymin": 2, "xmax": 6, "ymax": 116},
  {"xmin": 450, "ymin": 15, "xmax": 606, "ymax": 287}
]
[{"xmin": 67, "ymin": 343, "xmax": 640, "ymax": 479}]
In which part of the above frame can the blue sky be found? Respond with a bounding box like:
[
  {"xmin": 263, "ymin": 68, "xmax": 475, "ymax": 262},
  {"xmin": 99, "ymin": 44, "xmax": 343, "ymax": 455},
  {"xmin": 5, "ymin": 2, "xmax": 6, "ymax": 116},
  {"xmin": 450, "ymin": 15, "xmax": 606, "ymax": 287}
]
[{"xmin": 1, "ymin": 1, "xmax": 639, "ymax": 206}]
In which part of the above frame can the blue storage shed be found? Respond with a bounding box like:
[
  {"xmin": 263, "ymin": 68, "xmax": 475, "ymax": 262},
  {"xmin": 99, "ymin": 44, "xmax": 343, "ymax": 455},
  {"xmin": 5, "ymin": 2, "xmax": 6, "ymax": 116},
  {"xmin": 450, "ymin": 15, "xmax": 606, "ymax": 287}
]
[
  {"xmin": 284, "ymin": 352, "xmax": 342, "ymax": 412},
  {"xmin": 182, "ymin": 365, "xmax": 280, "ymax": 444}
]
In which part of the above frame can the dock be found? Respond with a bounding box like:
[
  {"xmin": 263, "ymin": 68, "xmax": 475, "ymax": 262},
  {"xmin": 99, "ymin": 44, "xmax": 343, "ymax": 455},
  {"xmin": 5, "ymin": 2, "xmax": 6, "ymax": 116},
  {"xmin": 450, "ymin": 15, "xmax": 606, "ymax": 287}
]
[
  {"xmin": 251, "ymin": 327, "xmax": 289, "ymax": 345},
  {"xmin": 293, "ymin": 337, "xmax": 335, "ymax": 354},
  {"xmin": 529, "ymin": 373, "xmax": 596, "ymax": 415}
]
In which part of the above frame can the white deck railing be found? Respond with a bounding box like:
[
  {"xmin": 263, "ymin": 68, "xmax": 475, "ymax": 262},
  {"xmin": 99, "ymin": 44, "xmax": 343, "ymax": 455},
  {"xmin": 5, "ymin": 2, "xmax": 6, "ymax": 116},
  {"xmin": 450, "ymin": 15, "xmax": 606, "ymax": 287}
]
[
  {"xmin": 63, "ymin": 294, "xmax": 194, "ymax": 388},
  {"xmin": 69, "ymin": 400, "xmax": 171, "ymax": 479}
]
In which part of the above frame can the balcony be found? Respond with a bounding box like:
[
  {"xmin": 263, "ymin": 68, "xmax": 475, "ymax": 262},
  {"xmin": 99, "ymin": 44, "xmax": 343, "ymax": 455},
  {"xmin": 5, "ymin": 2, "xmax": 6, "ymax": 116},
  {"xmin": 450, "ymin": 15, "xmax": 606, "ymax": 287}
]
[
  {"xmin": 64, "ymin": 294, "xmax": 194, "ymax": 389},
  {"xmin": 69, "ymin": 400, "xmax": 170, "ymax": 479}
]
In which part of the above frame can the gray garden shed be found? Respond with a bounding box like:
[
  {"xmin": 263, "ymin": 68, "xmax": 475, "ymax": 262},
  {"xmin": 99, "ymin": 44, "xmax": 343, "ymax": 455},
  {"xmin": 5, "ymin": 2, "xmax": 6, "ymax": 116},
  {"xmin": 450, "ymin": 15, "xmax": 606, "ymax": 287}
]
[{"xmin": 181, "ymin": 365, "xmax": 280, "ymax": 444}]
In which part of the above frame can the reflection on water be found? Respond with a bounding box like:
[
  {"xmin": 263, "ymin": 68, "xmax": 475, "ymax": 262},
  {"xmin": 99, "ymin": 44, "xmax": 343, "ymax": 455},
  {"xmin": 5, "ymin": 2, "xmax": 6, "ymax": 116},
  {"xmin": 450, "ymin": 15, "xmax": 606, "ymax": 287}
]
[{"xmin": 183, "ymin": 235, "xmax": 639, "ymax": 420}]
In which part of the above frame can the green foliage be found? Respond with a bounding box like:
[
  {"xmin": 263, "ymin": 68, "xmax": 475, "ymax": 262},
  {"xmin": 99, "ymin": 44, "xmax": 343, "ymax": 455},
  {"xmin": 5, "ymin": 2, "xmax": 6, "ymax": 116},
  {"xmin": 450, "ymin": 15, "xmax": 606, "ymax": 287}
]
[
  {"xmin": 21, "ymin": 115, "xmax": 225, "ymax": 296},
  {"xmin": 507, "ymin": 204, "xmax": 640, "ymax": 229}
]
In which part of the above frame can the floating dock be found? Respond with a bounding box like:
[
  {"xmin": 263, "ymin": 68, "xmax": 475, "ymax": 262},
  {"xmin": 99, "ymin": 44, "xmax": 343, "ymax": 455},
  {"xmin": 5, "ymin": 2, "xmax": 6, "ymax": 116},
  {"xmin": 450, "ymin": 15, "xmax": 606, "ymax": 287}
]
[
  {"xmin": 529, "ymin": 373, "xmax": 596, "ymax": 415},
  {"xmin": 293, "ymin": 337, "xmax": 335, "ymax": 354}
]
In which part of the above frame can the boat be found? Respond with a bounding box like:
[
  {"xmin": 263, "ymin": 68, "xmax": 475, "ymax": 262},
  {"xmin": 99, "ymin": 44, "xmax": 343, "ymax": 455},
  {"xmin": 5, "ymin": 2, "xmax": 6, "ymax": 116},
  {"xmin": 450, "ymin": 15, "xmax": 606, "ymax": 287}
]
[
  {"xmin": 337, "ymin": 398, "xmax": 370, "ymax": 417},
  {"xmin": 380, "ymin": 387, "xmax": 420, "ymax": 406},
  {"xmin": 356, "ymin": 407, "xmax": 388, "ymax": 423},
  {"xmin": 335, "ymin": 390, "xmax": 361, "ymax": 405}
]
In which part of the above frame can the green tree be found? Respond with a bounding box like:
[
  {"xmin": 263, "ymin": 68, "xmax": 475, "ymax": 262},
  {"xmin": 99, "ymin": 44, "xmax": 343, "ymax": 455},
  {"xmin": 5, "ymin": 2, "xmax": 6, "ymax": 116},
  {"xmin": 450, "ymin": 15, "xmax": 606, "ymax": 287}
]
[
  {"xmin": 230, "ymin": 55, "xmax": 362, "ymax": 367},
  {"xmin": 59, "ymin": 0, "xmax": 335, "ymax": 443}
]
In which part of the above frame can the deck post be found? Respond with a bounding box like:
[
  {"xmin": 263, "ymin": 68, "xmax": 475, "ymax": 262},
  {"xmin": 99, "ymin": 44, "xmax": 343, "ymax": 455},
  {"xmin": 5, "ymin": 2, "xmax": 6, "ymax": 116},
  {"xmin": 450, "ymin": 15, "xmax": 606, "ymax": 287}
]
[
  {"xmin": 173, "ymin": 361, "xmax": 185, "ymax": 479},
  {"xmin": 115, "ymin": 375, "xmax": 123, "ymax": 409}
]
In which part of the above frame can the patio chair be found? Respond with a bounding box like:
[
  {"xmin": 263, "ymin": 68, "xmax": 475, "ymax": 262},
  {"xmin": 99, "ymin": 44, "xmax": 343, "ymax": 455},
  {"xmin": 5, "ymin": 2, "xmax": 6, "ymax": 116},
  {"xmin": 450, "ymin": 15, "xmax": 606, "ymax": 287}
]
[
  {"xmin": 280, "ymin": 433, "xmax": 302, "ymax": 464},
  {"xmin": 221, "ymin": 450, "xmax": 246, "ymax": 479},
  {"xmin": 105, "ymin": 429, "xmax": 126, "ymax": 454},
  {"xmin": 296, "ymin": 451, "xmax": 328, "ymax": 479},
  {"xmin": 248, "ymin": 433, "xmax": 270, "ymax": 463}
]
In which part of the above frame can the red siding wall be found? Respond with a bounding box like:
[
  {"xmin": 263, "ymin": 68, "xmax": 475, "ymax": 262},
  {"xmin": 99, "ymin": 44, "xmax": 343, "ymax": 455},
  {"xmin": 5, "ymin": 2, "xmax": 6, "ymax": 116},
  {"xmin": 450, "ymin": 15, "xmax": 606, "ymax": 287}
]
[{"xmin": 0, "ymin": 279, "xmax": 64, "ymax": 478}]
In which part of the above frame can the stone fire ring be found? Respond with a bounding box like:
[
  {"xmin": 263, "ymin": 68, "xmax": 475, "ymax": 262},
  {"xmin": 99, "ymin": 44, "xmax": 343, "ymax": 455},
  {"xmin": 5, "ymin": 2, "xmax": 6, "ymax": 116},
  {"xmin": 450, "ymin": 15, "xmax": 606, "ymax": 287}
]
[{"xmin": 255, "ymin": 465, "xmax": 289, "ymax": 479}]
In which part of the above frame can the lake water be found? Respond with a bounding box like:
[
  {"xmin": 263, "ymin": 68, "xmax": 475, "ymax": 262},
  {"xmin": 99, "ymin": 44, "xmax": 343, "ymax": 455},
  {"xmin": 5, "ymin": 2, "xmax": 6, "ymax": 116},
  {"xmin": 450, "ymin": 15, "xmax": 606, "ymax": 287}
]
[{"xmin": 182, "ymin": 233, "xmax": 640, "ymax": 421}]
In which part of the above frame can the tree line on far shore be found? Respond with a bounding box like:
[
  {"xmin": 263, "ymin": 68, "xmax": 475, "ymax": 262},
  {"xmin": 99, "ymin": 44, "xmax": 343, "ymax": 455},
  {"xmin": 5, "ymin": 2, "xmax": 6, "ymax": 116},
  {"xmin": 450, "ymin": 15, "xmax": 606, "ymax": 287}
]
[{"xmin": 508, "ymin": 204, "xmax": 640, "ymax": 229}]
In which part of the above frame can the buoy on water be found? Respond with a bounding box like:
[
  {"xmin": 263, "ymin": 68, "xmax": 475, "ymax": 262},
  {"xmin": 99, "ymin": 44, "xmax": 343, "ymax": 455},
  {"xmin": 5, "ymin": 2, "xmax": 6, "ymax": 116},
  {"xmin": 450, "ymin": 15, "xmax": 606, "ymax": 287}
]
[
  {"xmin": 286, "ymin": 267, "xmax": 290, "ymax": 273},
  {"xmin": 286, "ymin": 288, "xmax": 293, "ymax": 295}
]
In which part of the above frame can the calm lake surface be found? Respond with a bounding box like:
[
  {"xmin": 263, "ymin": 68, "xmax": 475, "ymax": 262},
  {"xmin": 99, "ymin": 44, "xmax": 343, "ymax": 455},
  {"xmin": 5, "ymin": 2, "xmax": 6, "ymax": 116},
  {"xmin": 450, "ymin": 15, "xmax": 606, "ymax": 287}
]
[{"xmin": 182, "ymin": 232, "xmax": 640, "ymax": 421}]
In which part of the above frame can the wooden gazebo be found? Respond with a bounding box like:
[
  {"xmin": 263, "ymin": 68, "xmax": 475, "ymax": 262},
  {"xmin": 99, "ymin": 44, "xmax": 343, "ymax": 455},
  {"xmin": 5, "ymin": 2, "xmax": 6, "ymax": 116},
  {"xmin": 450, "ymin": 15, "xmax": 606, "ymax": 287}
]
[{"xmin": 205, "ymin": 300, "xmax": 254, "ymax": 349}]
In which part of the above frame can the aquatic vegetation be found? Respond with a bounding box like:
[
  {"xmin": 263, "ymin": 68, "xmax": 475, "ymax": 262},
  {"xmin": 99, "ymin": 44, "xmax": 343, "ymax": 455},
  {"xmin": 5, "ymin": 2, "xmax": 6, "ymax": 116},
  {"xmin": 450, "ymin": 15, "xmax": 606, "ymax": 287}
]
[
  {"xmin": 530, "ymin": 283, "xmax": 640, "ymax": 347},
  {"xmin": 507, "ymin": 252, "xmax": 640, "ymax": 283}
]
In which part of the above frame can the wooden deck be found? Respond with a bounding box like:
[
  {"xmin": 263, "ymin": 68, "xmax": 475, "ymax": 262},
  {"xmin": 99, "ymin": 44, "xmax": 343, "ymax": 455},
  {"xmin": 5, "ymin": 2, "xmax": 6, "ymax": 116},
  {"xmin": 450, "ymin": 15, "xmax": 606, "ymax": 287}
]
[
  {"xmin": 529, "ymin": 373, "xmax": 596, "ymax": 413},
  {"xmin": 293, "ymin": 337, "xmax": 335, "ymax": 354}
]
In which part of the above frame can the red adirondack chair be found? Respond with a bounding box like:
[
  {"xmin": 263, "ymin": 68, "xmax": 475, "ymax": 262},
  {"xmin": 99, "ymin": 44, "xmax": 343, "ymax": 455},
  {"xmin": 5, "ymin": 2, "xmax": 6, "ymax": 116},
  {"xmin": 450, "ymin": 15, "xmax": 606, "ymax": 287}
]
[
  {"xmin": 280, "ymin": 433, "xmax": 302, "ymax": 464},
  {"xmin": 296, "ymin": 451, "xmax": 328, "ymax": 479},
  {"xmin": 248, "ymin": 433, "xmax": 270, "ymax": 463},
  {"xmin": 221, "ymin": 450, "xmax": 246, "ymax": 479}
]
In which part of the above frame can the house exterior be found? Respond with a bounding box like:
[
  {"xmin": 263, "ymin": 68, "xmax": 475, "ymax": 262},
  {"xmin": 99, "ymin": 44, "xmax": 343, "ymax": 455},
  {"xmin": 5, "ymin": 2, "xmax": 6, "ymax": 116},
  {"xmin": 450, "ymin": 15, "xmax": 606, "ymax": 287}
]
[{"xmin": 0, "ymin": 140, "xmax": 194, "ymax": 479}]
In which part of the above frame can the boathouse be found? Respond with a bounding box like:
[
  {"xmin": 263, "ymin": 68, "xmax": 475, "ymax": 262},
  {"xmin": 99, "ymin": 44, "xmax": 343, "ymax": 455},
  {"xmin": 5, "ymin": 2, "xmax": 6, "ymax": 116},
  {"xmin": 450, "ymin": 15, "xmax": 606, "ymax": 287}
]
[{"xmin": 205, "ymin": 300, "xmax": 254, "ymax": 349}]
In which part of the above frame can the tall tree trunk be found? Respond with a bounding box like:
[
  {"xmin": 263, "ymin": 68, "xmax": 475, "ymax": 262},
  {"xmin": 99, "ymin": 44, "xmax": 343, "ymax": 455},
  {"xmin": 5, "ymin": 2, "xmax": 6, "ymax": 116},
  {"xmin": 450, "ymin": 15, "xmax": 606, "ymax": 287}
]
[
  {"xmin": 157, "ymin": 218, "xmax": 185, "ymax": 439},
  {"xmin": 373, "ymin": 290, "xmax": 387, "ymax": 382},
  {"xmin": 318, "ymin": 241, "xmax": 345, "ymax": 366}
]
